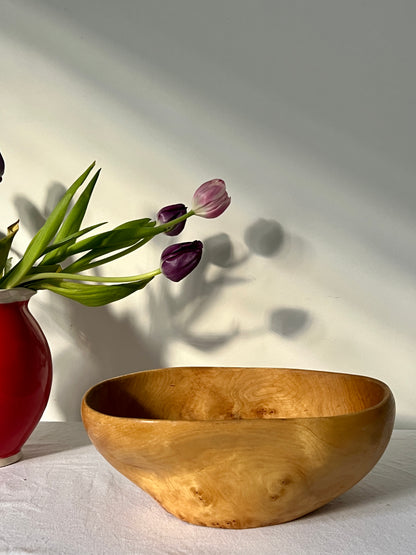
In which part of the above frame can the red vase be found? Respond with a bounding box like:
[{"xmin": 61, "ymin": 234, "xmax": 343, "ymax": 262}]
[{"xmin": 0, "ymin": 288, "xmax": 52, "ymax": 466}]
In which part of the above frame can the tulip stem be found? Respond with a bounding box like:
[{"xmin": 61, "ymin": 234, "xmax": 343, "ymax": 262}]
[
  {"xmin": 15, "ymin": 268, "xmax": 162, "ymax": 287},
  {"xmin": 154, "ymin": 210, "xmax": 195, "ymax": 234}
]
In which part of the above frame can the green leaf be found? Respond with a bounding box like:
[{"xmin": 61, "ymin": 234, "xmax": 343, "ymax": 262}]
[
  {"xmin": 63, "ymin": 218, "xmax": 157, "ymax": 257},
  {"xmin": 29, "ymin": 277, "xmax": 154, "ymax": 306},
  {"xmin": 64, "ymin": 237, "xmax": 151, "ymax": 273},
  {"xmin": 26, "ymin": 264, "xmax": 62, "ymax": 274},
  {"xmin": 1, "ymin": 163, "xmax": 96, "ymax": 288},
  {"xmin": 0, "ymin": 221, "xmax": 19, "ymax": 277},
  {"xmin": 42, "ymin": 169, "xmax": 101, "ymax": 264},
  {"xmin": 40, "ymin": 222, "xmax": 107, "ymax": 260},
  {"xmin": 5, "ymin": 257, "xmax": 13, "ymax": 274}
]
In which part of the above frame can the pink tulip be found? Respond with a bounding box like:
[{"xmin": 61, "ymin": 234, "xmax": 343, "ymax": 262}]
[{"xmin": 192, "ymin": 179, "xmax": 231, "ymax": 218}]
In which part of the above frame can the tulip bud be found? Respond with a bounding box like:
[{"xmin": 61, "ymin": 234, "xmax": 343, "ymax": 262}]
[
  {"xmin": 157, "ymin": 203, "xmax": 187, "ymax": 236},
  {"xmin": 0, "ymin": 151, "xmax": 5, "ymax": 183},
  {"xmin": 192, "ymin": 179, "xmax": 231, "ymax": 218},
  {"xmin": 160, "ymin": 240, "xmax": 203, "ymax": 282}
]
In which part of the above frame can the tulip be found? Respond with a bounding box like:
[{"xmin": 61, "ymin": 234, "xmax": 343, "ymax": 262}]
[
  {"xmin": 192, "ymin": 179, "xmax": 231, "ymax": 218},
  {"xmin": 157, "ymin": 203, "xmax": 187, "ymax": 236},
  {"xmin": 0, "ymin": 151, "xmax": 4, "ymax": 183},
  {"xmin": 160, "ymin": 240, "xmax": 203, "ymax": 282}
]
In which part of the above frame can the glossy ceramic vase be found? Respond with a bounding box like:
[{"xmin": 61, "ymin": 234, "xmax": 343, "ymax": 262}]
[{"xmin": 0, "ymin": 288, "xmax": 52, "ymax": 467}]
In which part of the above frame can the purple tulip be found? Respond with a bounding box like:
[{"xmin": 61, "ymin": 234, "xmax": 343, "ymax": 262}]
[
  {"xmin": 157, "ymin": 203, "xmax": 187, "ymax": 236},
  {"xmin": 160, "ymin": 240, "xmax": 203, "ymax": 282},
  {"xmin": 192, "ymin": 179, "xmax": 231, "ymax": 218},
  {"xmin": 0, "ymin": 151, "xmax": 4, "ymax": 183}
]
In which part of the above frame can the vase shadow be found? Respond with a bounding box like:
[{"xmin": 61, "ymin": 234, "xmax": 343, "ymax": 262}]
[{"xmin": 21, "ymin": 422, "xmax": 90, "ymax": 460}]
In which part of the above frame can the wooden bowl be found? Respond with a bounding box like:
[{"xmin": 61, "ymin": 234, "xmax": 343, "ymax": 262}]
[{"xmin": 81, "ymin": 367, "xmax": 395, "ymax": 529}]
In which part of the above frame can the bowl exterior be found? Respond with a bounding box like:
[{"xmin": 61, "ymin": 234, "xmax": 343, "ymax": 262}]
[{"xmin": 81, "ymin": 368, "xmax": 395, "ymax": 529}]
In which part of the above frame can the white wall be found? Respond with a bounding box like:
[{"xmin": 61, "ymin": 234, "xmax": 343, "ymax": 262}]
[{"xmin": 1, "ymin": 0, "xmax": 415, "ymax": 426}]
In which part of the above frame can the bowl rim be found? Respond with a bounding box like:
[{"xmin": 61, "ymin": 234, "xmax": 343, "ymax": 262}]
[{"xmin": 81, "ymin": 366, "xmax": 395, "ymax": 424}]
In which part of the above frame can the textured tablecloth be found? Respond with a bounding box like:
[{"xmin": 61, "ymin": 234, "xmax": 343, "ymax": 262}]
[{"xmin": 1, "ymin": 423, "xmax": 415, "ymax": 554}]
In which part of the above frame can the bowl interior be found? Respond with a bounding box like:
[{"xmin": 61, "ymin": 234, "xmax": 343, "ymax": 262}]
[{"xmin": 84, "ymin": 367, "xmax": 389, "ymax": 421}]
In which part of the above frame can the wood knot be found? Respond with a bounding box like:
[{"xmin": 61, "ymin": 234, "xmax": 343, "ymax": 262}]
[
  {"xmin": 269, "ymin": 476, "xmax": 293, "ymax": 501},
  {"xmin": 256, "ymin": 407, "xmax": 277, "ymax": 417},
  {"xmin": 190, "ymin": 486, "xmax": 211, "ymax": 506}
]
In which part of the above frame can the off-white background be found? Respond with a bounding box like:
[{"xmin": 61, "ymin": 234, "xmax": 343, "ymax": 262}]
[{"xmin": 1, "ymin": 0, "xmax": 415, "ymax": 426}]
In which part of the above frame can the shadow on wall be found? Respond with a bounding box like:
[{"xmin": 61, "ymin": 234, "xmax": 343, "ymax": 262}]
[
  {"xmin": 244, "ymin": 219, "xmax": 311, "ymax": 338},
  {"xmin": 13, "ymin": 187, "xmax": 312, "ymax": 420}
]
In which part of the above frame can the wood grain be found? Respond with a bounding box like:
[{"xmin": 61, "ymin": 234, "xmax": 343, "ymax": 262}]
[{"xmin": 81, "ymin": 367, "xmax": 395, "ymax": 529}]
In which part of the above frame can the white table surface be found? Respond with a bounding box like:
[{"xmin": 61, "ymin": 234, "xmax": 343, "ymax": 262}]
[{"xmin": 1, "ymin": 423, "xmax": 415, "ymax": 555}]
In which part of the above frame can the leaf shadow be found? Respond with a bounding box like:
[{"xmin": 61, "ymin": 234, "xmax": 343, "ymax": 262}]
[
  {"xmin": 14, "ymin": 182, "xmax": 66, "ymax": 235},
  {"xmin": 14, "ymin": 184, "xmax": 313, "ymax": 420}
]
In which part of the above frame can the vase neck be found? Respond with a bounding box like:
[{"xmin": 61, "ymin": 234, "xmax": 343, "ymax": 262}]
[{"xmin": 0, "ymin": 288, "xmax": 36, "ymax": 304}]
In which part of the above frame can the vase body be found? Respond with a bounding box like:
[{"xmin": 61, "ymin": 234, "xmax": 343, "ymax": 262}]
[{"xmin": 0, "ymin": 289, "xmax": 52, "ymax": 466}]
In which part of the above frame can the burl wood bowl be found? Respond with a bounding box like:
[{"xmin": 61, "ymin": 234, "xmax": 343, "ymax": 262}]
[{"xmin": 81, "ymin": 367, "xmax": 395, "ymax": 529}]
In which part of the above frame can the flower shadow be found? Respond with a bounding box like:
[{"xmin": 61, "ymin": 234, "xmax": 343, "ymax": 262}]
[
  {"xmin": 49, "ymin": 234, "xmax": 250, "ymax": 420},
  {"xmin": 146, "ymin": 236, "xmax": 247, "ymax": 353},
  {"xmin": 13, "ymin": 184, "xmax": 313, "ymax": 420},
  {"xmin": 244, "ymin": 217, "xmax": 313, "ymax": 340},
  {"xmin": 269, "ymin": 307, "xmax": 311, "ymax": 338},
  {"xmin": 244, "ymin": 218, "xmax": 285, "ymax": 257}
]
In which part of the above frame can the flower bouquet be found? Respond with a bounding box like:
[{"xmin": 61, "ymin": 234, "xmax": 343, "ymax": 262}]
[
  {"xmin": 0, "ymin": 149, "xmax": 230, "ymax": 466},
  {"xmin": 0, "ymin": 151, "xmax": 230, "ymax": 304}
]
